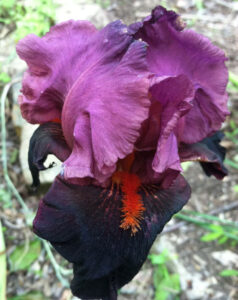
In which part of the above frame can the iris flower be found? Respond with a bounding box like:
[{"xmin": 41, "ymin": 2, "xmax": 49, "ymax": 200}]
[{"xmin": 16, "ymin": 6, "xmax": 228, "ymax": 300}]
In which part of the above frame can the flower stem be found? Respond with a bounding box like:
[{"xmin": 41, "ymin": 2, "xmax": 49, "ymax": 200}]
[
  {"xmin": 1, "ymin": 79, "xmax": 29, "ymax": 217},
  {"xmin": 42, "ymin": 240, "xmax": 71, "ymax": 287}
]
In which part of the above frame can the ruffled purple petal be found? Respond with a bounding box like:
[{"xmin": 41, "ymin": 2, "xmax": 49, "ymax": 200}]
[
  {"xmin": 135, "ymin": 75, "xmax": 194, "ymax": 184},
  {"xmin": 17, "ymin": 20, "xmax": 150, "ymax": 183},
  {"xmin": 150, "ymin": 75, "xmax": 194, "ymax": 173},
  {"xmin": 28, "ymin": 123, "xmax": 71, "ymax": 187},
  {"xmin": 62, "ymin": 38, "xmax": 150, "ymax": 183},
  {"xmin": 33, "ymin": 174, "xmax": 190, "ymax": 299},
  {"xmin": 131, "ymin": 5, "xmax": 229, "ymax": 144},
  {"xmin": 179, "ymin": 131, "xmax": 228, "ymax": 179},
  {"xmin": 16, "ymin": 20, "xmax": 97, "ymax": 124}
]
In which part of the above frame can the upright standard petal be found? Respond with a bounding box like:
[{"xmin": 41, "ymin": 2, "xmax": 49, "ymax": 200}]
[
  {"xmin": 61, "ymin": 30, "xmax": 150, "ymax": 183},
  {"xmin": 17, "ymin": 20, "xmax": 150, "ymax": 183},
  {"xmin": 150, "ymin": 75, "xmax": 194, "ymax": 174},
  {"xmin": 135, "ymin": 75, "xmax": 194, "ymax": 187},
  {"xmin": 16, "ymin": 20, "xmax": 97, "ymax": 124},
  {"xmin": 33, "ymin": 174, "xmax": 191, "ymax": 299},
  {"xmin": 131, "ymin": 5, "xmax": 229, "ymax": 143}
]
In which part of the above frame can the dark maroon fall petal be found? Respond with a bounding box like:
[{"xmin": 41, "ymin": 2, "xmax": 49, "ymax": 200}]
[
  {"xmin": 33, "ymin": 174, "xmax": 191, "ymax": 299},
  {"xmin": 179, "ymin": 131, "xmax": 228, "ymax": 179},
  {"xmin": 28, "ymin": 123, "xmax": 71, "ymax": 187}
]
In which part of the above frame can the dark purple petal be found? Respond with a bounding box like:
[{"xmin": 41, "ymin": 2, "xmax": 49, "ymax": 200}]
[
  {"xmin": 33, "ymin": 174, "xmax": 190, "ymax": 299},
  {"xmin": 179, "ymin": 131, "xmax": 228, "ymax": 179},
  {"xmin": 131, "ymin": 5, "xmax": 229, "ymax": 144},
  {"xmin": 28, "ymin": 123, "xmax": 71, "ymax": 187}
]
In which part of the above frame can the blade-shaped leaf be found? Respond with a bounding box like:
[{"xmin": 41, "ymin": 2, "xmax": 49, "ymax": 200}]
[
  {"xmin": 9, "ymin": 239, "xmax": 41, "ymax": 271},
  {"xmin": 0, "ymin": 220, "xmax": 6, "ymax": 300},
  {"xmin": 8, "ymin": 291, "xmax": 49, "ymax": 300}
]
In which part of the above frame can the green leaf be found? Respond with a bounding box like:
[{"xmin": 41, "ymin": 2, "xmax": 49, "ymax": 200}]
[
  {"xmin": 233, "ymin": 185, "xmax": 238, "ymax": 193},
  {"xmin": 155, "ymin": 273, "xmax": 181, "ymax": 300},
  {"xmin": 225, "ymin": 158, "xmax": 238, "ymax": 170},
  {"xmin": 0, "ymin": 72, "xmax": 11, "ymax": 83},
  {"xmin": 201, "ymin": 231, "xmax": 223, "ymax": 242},
  {"xmin": 181, "ymin": 162, "xmax": 193, "ymax": 172},
  {"xmin": 229, "ymin": 71, "xmax": 238, "ymax": 88},
  {"xmin": 8, "ymin": 291, "xmax": 49, "ymax": 300},
  {"xmin": 231, "ymin": 240, "xmax": 238, "ymax": 247},
  {"xmin": 0, "ymin": 220, "xmax": 7, "ymax": 300},
  {"xmin": 149, "ymin": 250, "xmax": 169, "ymax": 265},
  {"xmin": 10, "ymin": 149, "xmax": 18, "ymax": 164},
  {"xmin": 207, "ymin": 224, "xmax": 224, "ymax": 232},
  {"xmin": 219, "ymin": 269, "xmax": 238, "ymax": 277},
  {"xmin": 182, "ymin": 210, "xmax": 238, "ymax": 228},
  {"xmin": 194, "ymin": 0, "xmax": 204, "ymax": 10},
  {"xmin": 229, "ymin": 120, "xmax": 237, "ymax": 130},
  {"xmin": 218, "ymin": 236, "xmax": 228, "ymax": 245},
  {"xmin": 9, "ymin": 240, "xmax": 41, "ymax": 271},
  {"xmin": 0, "ymin": 0, "xmax": 56, "ymax": 41},
  {"xmin": 151, "ymin": 250, "xmax": 181, "ymax": 300},
  {"xmin": 0, "ymin": 188, "xmax": 12, "ymax": 208},
  {"xmin": 0, "ymin": 0, "xmax": 16, "ymax": 10}
]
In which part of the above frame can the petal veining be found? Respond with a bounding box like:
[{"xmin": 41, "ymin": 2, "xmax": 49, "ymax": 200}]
[{"xmin": 33, "ymin": 174, "xmax": 190, "ymax": 299}]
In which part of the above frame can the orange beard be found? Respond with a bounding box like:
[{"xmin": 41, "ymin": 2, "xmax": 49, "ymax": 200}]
[{"xmin": 112, "ymin": 153, "xmax": 145, "ymax": 235}]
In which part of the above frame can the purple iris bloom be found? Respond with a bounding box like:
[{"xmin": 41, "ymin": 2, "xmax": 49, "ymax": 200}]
[{"xmin": 16, "ymin": 6, "xmax": 228, "ymax": 300}]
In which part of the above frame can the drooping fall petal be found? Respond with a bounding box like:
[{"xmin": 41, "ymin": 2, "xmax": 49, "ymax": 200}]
[
  {"xmin": 33, "ymin": 174, "xmax": 191, "ymax": 299},
  {"xmin": 28, "ymin": 123, "xmax": 71, "ymax": 187},
  {"xmin": 179, "ymin": 131, "xmax": 228, "ymax": 179}
]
